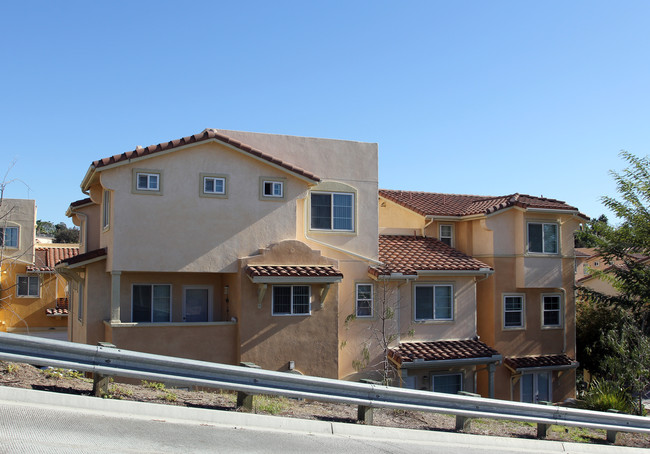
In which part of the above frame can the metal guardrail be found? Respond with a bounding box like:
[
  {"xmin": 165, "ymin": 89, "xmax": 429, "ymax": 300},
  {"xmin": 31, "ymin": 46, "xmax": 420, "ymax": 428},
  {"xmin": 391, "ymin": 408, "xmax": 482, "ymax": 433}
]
[{"xmin": 0, "ymin": 331, "xmax": 648, "ymax": 439}]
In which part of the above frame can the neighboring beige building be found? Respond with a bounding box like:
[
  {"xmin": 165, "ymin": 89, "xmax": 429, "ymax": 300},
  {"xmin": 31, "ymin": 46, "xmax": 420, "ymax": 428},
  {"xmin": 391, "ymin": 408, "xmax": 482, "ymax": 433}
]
[
  {"xmin": 378, "ymin": 191, "xmax": 586, "ymax": 403},
  {"xmin": 57, "ymin": 128, "xmax": 585, "ymax": 403},
  {"xmin": 0, "ymin": 199, "xmax": 78, "ymax": 338}
]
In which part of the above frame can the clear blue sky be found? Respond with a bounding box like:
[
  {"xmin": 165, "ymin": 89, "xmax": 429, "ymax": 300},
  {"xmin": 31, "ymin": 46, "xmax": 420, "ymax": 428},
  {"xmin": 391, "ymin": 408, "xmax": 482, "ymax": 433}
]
[{"xmin": 2, "ymin": 1, "xmax": 649, "ymax": 225}]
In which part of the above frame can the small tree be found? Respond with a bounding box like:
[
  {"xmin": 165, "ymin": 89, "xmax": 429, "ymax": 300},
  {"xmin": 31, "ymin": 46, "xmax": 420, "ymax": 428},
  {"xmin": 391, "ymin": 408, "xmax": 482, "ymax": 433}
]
[{"xmin": 53, "ymin": 222, "xmax": 79, "ymax": 243}]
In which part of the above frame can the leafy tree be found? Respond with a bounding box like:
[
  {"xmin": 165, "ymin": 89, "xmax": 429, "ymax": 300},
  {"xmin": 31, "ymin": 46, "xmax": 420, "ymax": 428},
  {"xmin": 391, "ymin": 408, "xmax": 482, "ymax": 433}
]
[
  {"xmin": 53, "ymin": 222, "xmax": 79, "ymax": 244},
  {"xmin": 36, "ymin": 220, "xmax": 56, "ymax": 236},
  {"xmin": 574, "ymin": 214, "xmax": 610, "ymax": 248}
]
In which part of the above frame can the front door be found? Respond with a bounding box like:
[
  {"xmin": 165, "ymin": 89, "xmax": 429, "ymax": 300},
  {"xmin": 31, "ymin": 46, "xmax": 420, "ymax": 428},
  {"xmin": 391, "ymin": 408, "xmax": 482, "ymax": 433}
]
[
  {"xmin": 521, "ymin": 372, "xmax": 551, "ymax": 403},
  {"xmin": 183, "ymin": 286, "xmax": 212, "ymax": 322}
]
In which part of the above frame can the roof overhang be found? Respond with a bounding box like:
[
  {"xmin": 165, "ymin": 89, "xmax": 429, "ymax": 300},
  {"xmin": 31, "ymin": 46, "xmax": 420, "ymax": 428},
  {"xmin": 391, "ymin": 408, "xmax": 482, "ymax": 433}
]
[
  {"xmin": 505, "ymin": 361, "xmax": 579, "ymax": 374},
  {"xmin": 396, "ymin": 354, "xmax": 503, "ymax": 370},
  {"xmin": 247, "ymin": 275, "xmax": 342, "ymax": 284},
  {"xmin": 415, "ymin": 268, "xmax": 494, "ymax": 277}
]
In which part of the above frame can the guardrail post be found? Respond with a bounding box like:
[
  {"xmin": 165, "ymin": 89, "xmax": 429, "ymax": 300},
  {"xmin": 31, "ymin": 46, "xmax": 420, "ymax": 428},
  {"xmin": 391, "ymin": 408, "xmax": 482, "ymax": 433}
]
[
  {"xmin": 357, "ymin": 405, "xmax": 374, "ymax": 424},
  {"xmin": 536, "ymin": 401, "xmax": 553, "ymax": 438},
  {"xmin": 237, "ymin": 362, "xmax": 260, "ymax": 412},
  {"xmin": 93, "ymin": 342, "xmax": 116, "ymax": 397},
  {"xmin": 606, "ymin": 409, "xmax": 620, "ymax": 443},
  {"xmin": 455, "ymin": 391, "xmax": 480, "ymax": 431}
]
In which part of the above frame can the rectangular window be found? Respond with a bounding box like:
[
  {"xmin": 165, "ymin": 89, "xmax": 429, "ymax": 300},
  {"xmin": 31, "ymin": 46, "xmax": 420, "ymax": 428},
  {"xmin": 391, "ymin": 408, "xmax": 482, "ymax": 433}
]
[
  {"xmin": 136, "ymin": 172, "xmax": 159, "ymax": 191},
  {"xmin": 503, "ymin": 295, "xmax": 524, "ymax": 328},
  {"xmin": 439, "ymin": 224, "xmax": 453, "ymax": 247},
  {"xmin": 132, "ymin": 284, "xmax": 171, "ymax": 322},
  {"xmin": 355, "ymin": 283, "xmax": 373, "ymax": 317},
  {"xmin": 310, "ymin": 192, "xmax": 354, "ymax": 231},
  {"xmin": 263, "ymin": 181, "xmax": 283, "ymax": 197},
  {"xmin": 542, "ymin": 294, "xmax": 562, "ymax": 327},
  {"xmin": 528, "ymin": 222, "xmax": 558, "ymax": 254},
  {"xmin": 78, "ymin": 282, "xmax": 84, "ymax": 322},
  {"xmin": 0, "ymin": 226, "xmax": 18, "ymax": 248},
  {"xmin": 414, "ymin": 284, "xmax": 453, "ymax": 321},
  {"xmin": 272, "ymin": 285, "xmax": 310, "ymax": 315},
  {"xmin": 204, "ymin": 176, "xmax": 225, "ymax": 194},
  {"xmin": 432, "ymin": 373, "xmax": 462, "ymax": 394},
  {"xmin": 17, "ymin": 275, "xmax": 39, "ymax": 297},
  {"xmin": 102, "ymin": 190, "xmax": 110, "ymax": 230}
]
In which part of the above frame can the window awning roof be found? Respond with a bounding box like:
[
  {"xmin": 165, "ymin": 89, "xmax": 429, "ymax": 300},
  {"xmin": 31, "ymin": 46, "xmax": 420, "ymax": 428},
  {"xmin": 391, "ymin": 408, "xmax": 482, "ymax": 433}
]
[
  {"xmin": 504, "ymin": 354, "xmax": 578, "ymax": 373},
  {"xmin": 389, "ymin": 339, "xmax": 502, "ymax": 369},
  {"xmin": 246, "ymin": 265, "xmax": 343, "ymax": 283}
]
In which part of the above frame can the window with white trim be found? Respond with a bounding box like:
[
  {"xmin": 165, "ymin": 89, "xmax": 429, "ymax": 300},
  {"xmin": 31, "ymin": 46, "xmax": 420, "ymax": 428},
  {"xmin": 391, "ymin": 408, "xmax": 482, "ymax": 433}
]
[
  {"xmin": 263, "ymin": 181, "xmax": 283, "ymax": 198},
  {"xmin": 527, "ymin": 222, "xmax": 558, "ymax": 254},
  {"xmin": 542, "ymin": 294, "xmax": 562, "ymax": 327},
  {"xmin": 414, "ymin": 284, "xmax": 453, "ymax": 321},
  {"xmin": 310, "ymin": 192, "xmax": 354, "ymax": 231},
  {"xmin": 272, "ymin": 285, "xmax": 310, "ymax": 315},
  {"xmin": 439, "ymin": 224, "xmax": 453, "ymax": 247},
  {"xmin": 17, "ymin": 275, "xmax": 39, "ymax": 297},
  {"xmin": 136, "ymin": 172, "xmax": 159, "ymax": 191},
  {"xmin": 355, "ymin": 283, "xmax": 373, "ymax": 317},
  {"xmin": 503, "ymin": 295, "xmax": 524, "ymax": 328},
  {"xmin": 432, "ymin": 373, "xmax": 462, "ymax": 394},
  {"xmin": 203, "ymin": 176, "xmax": 226, "ymax": 194},
  {"xmin": 132, "ymin": 284, "xmax": 171, "ymax": 322},
  {"xmin": 102, "ymin": 190, "xmax": 110, "ymax": 230},
  {"xmin": 0, "ymin": 226, "xmax": 18, "ymax": 248}
]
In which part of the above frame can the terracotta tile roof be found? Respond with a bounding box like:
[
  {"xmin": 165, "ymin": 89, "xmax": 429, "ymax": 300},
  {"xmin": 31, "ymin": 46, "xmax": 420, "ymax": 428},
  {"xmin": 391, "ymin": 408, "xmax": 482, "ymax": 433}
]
[
  {"xmin": 46, "ymin": 308, "xmax": 68, "ymax": 316},
  {"xmin": 28, "ymin": 247, "xmax": 79, "ymax": 272},
  {"xmin": 56, "ymin": 247, "xmax": 107, "ymax": 267},
  {"xmin": 389, "ymin": 339, "xmax": 500, "ymax": 365},
  {"xmin": 504, "ymin": 354, "xmax": 577, "ymax": 371},
  {"xmin": 380, "ymin": 190, "xmax": 584, "ymax": 218},
  {"xmin": 70, "ymin": 197, "xmax": 93, "ymax": 208},
  {"xmin": 575, "ymin": 248, "xmax": 595, "ymax": 258},
  {"xmin": 89, "ymin": 129, "xmax": 320, "ymax": 183},
  {"xmin": 370, "ymin": 235, "xmax": 492, "ymax": 277},
  {"xmin": 246, "ymin": 265, "xmax": 343, "ymax": 279}
]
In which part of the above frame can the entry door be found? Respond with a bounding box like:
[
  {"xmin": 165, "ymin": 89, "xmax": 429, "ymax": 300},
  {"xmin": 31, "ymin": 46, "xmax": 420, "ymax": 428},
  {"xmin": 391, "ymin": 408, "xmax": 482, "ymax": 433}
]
[
  {"xmin": 183, "ymin": 286, "xmax": 212, "ymax": 322},
  {"xmin": 521, "ymin": 372, "xmax": 551, "ymax": 403}
]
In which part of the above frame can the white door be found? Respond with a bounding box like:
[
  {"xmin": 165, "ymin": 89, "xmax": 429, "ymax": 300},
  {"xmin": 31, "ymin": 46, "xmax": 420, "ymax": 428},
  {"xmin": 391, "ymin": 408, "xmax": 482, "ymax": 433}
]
[{"xmin": 183, "ymin": 286, "xmax": 212, "ymax": 322}]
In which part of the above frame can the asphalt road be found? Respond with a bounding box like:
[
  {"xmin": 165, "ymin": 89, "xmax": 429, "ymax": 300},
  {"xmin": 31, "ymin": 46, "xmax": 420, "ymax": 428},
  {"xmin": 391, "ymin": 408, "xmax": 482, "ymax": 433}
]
[{"xmin": 0, "ymin": 387, "xmax": 643, "ymax": 454}]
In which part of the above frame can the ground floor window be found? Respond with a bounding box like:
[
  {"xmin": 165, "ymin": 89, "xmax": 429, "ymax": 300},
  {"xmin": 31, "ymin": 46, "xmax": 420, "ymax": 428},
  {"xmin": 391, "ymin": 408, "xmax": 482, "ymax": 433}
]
[
  {"xmin": 521, "ymin": 371, "xmax": 551, "ymax": 403},
  {"xmin": 132, "ymin": 284, "xmax": 171, "ymax": 322},
  {"xmin": 272, "ymin": 285, "xmax": 310, "ymax": 315},
  {"xmin": 17, "ymin": 275, "xmax": 39, "ymax": 297},
  {"xmin": 432, "ymin": 373, "xmax": 462, "ymax": 394}
]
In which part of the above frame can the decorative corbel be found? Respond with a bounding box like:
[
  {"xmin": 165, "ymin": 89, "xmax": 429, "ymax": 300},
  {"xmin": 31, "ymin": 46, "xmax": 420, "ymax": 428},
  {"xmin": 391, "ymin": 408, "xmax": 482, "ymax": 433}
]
[
  {"xmin": 320, "ymin": 283, "xmax": 331, "ymax": 308},
  {"xmin": 257, "ymin": 284, "xmax": 267, "ymax": 309}
]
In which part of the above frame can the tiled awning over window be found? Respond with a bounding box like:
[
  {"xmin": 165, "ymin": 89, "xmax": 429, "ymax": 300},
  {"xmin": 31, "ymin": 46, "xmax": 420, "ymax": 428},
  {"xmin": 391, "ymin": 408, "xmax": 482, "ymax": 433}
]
[
  {"xmin": 504, "ymin": 354, "xmax": 578, "ymax": 372},
  {"xmin": 389, "ymin": 339, "xmax": 501, "ymax": 367},
  {"xmin": 27, "ymin": 247, "xmax": 79, "ymax": 272},
  {"xmin": 246, "ymin": 265, "xmax": 343, "ymax": 283}
]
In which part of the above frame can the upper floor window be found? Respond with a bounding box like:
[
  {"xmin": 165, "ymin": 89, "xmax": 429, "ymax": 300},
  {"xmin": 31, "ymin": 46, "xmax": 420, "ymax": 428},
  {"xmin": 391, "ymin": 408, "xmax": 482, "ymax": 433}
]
[
  {"xmin": 542, "ymin": 294, "xmax": 562, "ymax": 327},
  {"xmin": 439, "ymin": 224, "xmax": 453, "ymax": 247},
  {"xmin": 414, "ymin": 284, "xmax": 453, "ymax": 321},
  {"xmin": 132, "ymin": 284, "xmax": 171, "ymax": 323},
  {"xmin": 204, "ymin": 176, "xmax": 226, "ymax": 194},
  {"xmin": 0, "ymin": 226, "xmax": 18, "ymax": 248},
  {"xmin": 355, "ymin": 283, "xmax": 373, "ymax": 317},
  {"xmin": 503, "ymin": 295, "xmax": 524, "ymax": 329},
  {"xmin": 132, "ymin": 168, "xmax": 162, "ymax": 195},
  {"xmin": 272, "ymin": 285, "xmax": 310, "ymax": 315},
  {"xmin": 527, "ymin": 222, "xmax": 558, "ymax": 254},
  {"xmin": 311, "ymin": 192, "xmax": 354, "ymax": 231},
  {"xmin": 102, "ymin": 190, "xmax": 110, "ymax": 230},
  {"xmin": 17, "ymin": 275, "xmax": 39, "ymax": 297},
  {"xmin": 264, "ymin": 181, "xmax": 283, "ymax": 197}
]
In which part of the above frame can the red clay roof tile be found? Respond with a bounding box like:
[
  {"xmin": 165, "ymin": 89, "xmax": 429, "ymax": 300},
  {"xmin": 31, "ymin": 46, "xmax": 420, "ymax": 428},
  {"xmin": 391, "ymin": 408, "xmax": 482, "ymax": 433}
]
[
  {"xmin": 246, "ymin": 265, "xmax": 343, "ymax": 279},
  {"xmin": 504, "ymin": 354, "xmax": 576, "ymax": 371},
  {"xmin": 46, "ymin": 308, "xmax": 68, "ymax": 316},
  {"xmin": 28, "ymin": 247, "xmax": 79, "ymax": 272},
  {"xmin": 370, "ymin": 235, "xmax": 492, "ymax": 277},
  {"xmin": 56, "ymin": 248, "xmax": 107, "ymax": 267},
  {"xmin": 389, "ymin": 339, "xmax": 500, "ymax": 365}
]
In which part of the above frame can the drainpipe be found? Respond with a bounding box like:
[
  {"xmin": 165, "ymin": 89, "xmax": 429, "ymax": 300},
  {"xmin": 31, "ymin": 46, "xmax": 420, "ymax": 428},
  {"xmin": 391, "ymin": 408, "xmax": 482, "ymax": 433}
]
[{"xmin": 560, "ymin": 287, "xmax": 567, "ymax": 354}]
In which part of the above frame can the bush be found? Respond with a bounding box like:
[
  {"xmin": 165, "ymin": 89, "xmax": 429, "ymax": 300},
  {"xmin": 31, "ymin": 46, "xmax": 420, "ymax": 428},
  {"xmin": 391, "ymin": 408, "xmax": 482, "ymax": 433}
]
[{"xmin": 578, "ymin": 379, "xmax": 636, "ymax": 414}]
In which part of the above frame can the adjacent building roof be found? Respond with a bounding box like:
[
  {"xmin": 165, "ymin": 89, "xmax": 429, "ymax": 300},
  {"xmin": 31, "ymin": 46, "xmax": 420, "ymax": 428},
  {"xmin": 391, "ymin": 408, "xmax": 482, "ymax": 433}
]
[
  {"xmin": 83, "ymin": 129, "xmax": 321, "ymax": 189},
  {"xmin": 56, "ymin": 247, "xmax": 107, "ymax": 267},
  {"xmin": 246, "ymin": 265, "xmax": 343, "ymax": 283},
  {"xmin": 380, "ymin": 190, "xmax": 586, "ymax": 218},
  {"xmin": 389, "ymin": 339, "xmax": 501, "ymax": 366},
  {"xmin": 504, "ymin": 354, "xmax": 577, "ymax": 372},
  {"xmin": 28, "ymin": 247, "xmax": 79, "ymax": 272},
  {"xmin": 369, "ymin": 235, "xmax": 492, "ymax": 277}
]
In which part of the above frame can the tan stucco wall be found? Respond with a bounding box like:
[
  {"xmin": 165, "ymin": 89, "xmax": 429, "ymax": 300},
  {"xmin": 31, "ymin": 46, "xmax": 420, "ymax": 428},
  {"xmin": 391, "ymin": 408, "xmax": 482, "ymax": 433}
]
[
  {"xmin": 0, "ymin": 199, "xmax": 36, "ymax": 264},
  {"xmin": 378, "ymin": 197, "xmax": 424, "ymax": 235},
  {"xmin": 70, "ymin": 203, "xmax": 101, "ymax": 254}
]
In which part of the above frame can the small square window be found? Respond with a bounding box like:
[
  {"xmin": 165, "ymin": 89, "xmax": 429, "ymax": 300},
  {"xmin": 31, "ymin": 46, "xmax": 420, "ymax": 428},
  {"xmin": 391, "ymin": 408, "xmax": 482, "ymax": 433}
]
[
  {"xmin": 17, "ymin": 275, "xmax": 39, "ymax": 297},
  {"xmin": 259, "ymin": 177, "xmax": 286, "ymax": 201},
  {"xmin": 528, "ymin": 222, "xmax": 558, "ymax": 254},
  {"xmin": 204, "ymin": 177, "xmax": 226, "ymax": 194},
  {"xmin": 264, "ymin": 181, "xmax": 283, "ymax": 197},
  {"xmin": 137, "ymin": 173, "xmax": 159, "ymax": 191}
]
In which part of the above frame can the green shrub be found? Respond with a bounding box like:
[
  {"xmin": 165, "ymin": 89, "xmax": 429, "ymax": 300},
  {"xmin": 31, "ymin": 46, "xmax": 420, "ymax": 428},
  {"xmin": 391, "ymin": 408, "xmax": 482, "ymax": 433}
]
[{"xmin": 578, "ymin": 379, "xmax": 635, "ymax": 414}]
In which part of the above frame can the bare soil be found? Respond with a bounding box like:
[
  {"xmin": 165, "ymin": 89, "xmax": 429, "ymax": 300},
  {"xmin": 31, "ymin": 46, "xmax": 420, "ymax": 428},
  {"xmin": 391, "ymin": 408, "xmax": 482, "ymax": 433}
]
[{"xmin": 1, "ymin": 360, "xmax": 648, "ymax": 448}]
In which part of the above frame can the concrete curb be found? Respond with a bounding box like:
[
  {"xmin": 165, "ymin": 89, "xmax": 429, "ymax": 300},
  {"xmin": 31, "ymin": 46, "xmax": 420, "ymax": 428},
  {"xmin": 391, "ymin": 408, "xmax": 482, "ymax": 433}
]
[{"xmin": 0, "ymin": 386, "xmax": 645, "ymax": 453}]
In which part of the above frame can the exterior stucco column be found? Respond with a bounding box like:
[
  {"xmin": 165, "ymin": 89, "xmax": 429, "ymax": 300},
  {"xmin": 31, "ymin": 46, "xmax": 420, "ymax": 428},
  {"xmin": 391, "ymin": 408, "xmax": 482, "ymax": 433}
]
[
  {"xmin": 111, "ymin": 271, "xmax": 121, "ymax": 323},
  {"xmin": 488, "ymin": 362, "xmax": 496, "ymax": 398}
]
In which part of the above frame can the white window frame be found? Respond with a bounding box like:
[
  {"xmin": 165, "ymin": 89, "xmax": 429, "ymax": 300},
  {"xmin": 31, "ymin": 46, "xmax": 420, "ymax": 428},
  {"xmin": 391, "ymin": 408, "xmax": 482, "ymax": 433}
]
[
  {"xmin": 271, "ymin": 285, "xmax": 311, "ymax": 316},
  {"xmin": 263, "ymin": 181, "xmax": 283, "ymax": 198},
  {"xmin": 355, "ymin": 283, "xmax": 373, "ymax": 318},
  {"xmin": 439, "ymin": 224, "xmax": 454, "ymax": 247},
  {"xmin": 431, "ymin": 372, "xmax": 463, "ymax": 394},
  {"xmin": 503, "ymin": 294, "xmax": 525, "ymax": 329},
  {"xmin": 0, "ymin": 226, "xmax": 19, "ymax": 248},
  {"xmin": 414, "ymin": 284, "xmax": 454, "ymax": 321},
  {"xmin": 203, "ymin": 176, "xmax": 226, "ymax": 194},
  {"xmin": 541, "ymin": 293, "xmax": 563, "ymax": 328},
  {"xmin": 520, "ymin": 371, "xmax": 552, "ymax": 403},
  {"xmin": 199, "ymin": 173, "xmax": 228, "ymax": 198},
  {"xmin": 17, "ymin": 275, "xmax": 39, "ymax": 297},
  {"xmin": 310, "ymin": 191, "xmax": 355, "ymax": 232},
  {"xmin": 527, "ymin": 222, "xmax": 559, "ymax": 254},
  {"xmin": 102, "ymin": 190, "xmax": 110, "ymax": 231},
  {"xmin": 136, "ymin": 172, "xmax": 159, "ymax": 191},
  {"xmin": 131, "ymin": 283, "xmax": 172, "ymax": 323}
]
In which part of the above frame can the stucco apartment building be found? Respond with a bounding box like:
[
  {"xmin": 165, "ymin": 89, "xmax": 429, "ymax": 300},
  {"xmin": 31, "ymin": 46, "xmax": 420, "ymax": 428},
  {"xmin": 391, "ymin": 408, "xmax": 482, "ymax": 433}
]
[
  {"xmin": 57, "ymin": 129, "xmax": 585, "ymax": 403},
  {"xmin": 0, "ymin": 199, "xmax": 78, "ymax": 338}
]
